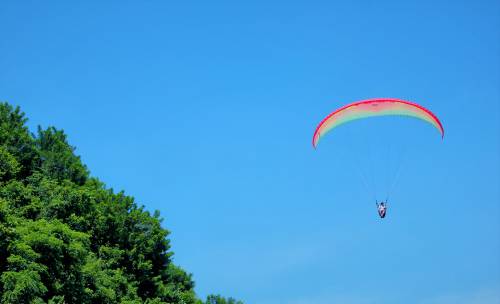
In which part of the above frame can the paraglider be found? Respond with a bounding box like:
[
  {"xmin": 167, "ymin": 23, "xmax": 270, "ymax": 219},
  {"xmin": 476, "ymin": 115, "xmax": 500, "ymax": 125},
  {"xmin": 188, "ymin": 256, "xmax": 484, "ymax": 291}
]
[
  {"xmin": 376, "ymin": 201, "xmax": 387, "ymax": 218},
  {"xmin": 312, "ymin": 98, "xmax": 444, "ymax": 218}
]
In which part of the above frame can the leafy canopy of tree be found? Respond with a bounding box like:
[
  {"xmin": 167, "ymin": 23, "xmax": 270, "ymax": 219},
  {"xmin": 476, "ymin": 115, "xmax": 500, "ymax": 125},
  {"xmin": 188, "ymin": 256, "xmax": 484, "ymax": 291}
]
[{"xmin": 0, "ymin": 102, "xmax": 242, "ymax": 304}]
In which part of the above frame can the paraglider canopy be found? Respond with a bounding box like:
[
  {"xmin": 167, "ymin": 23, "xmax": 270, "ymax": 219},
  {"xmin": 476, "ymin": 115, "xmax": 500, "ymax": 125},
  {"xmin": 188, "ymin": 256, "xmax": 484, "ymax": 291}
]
[{"xmin": 312, "ymin": 98, "xmax": 444, "ymax": 148}]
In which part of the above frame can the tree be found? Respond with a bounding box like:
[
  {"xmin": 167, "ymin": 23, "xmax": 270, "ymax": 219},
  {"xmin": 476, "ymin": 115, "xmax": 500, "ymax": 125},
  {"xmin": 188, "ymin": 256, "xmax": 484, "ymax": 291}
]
[{"xmin": 0, "ymin": 102, "xmax": 243, "ymax": 303}]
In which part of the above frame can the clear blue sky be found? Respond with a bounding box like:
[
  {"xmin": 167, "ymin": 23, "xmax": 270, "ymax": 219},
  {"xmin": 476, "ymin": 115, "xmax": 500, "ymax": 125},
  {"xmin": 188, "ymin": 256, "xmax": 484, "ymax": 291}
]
[{"xmin": 1, "ymin": 1, "xmax": 499, "ymax": 303}]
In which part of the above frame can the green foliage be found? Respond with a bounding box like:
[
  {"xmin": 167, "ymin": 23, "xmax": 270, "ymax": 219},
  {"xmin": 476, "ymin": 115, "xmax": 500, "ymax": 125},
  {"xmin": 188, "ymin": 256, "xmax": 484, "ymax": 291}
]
[
  {"xmin": 0, "ymin": 147, "xmax": 20, "ymax": 183},
  {"xmin": 0, "ymin": 102, "xmax": 38, "ymax": 179},
  {"xmin": 36, "ymin": 126, "xmax": 89, "ymax": 185},
  {"xmin": 82, "ymin": 253, "xmax": 140, "ymax": 303},
  {"xmin": 0, "ymin": 102, "xmax": 243, "ymax": 303},
  {"xmin": 1, "ymin": 269, "xmax": 47, "ymax": 304},
  {"xmin": 10, "ymin": 220, "xmax": 89, "ymax": 301},
  {"xmin": 205, "ymin": 295, "xmax": 243, "ymax": 304}
]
